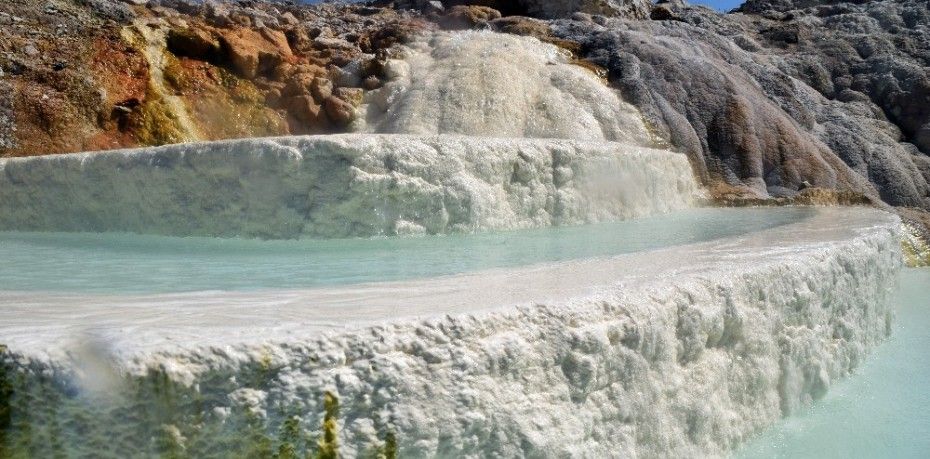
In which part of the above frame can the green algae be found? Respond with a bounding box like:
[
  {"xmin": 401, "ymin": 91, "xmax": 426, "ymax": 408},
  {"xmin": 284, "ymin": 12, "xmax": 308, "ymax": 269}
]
[{"xmin": 132, "ymin": 85, "xmax": 194, "ymax": 146}]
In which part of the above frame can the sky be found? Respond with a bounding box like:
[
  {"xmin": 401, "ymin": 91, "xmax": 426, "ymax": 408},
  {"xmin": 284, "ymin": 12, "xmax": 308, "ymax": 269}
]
[{"xmin": 692, "ymin": 0, "xmax": 745, "ymax": 11}]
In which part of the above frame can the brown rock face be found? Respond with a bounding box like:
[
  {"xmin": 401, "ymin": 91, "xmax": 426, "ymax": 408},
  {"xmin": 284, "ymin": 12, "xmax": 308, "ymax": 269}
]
[
  {"xmin": 288, "ymin": 95, "xmax": 327, "ymax": 126},
  {"xmin": 1, "ymin": 0, "xmax": 433, "ymax": 156},
  {"xmin": 310, "ymin": 77, "xmax": 334, "ymax": 102},
  {"xmin": 439, "ymin": 5, "xmax": 502, "ymax": 30},
  {"xmin": 218, "ymin": 27, "xmax": 294, "ymax": 79},
  {"xmin": 166, "ymin": 27, "xmax": 221, "ymax": 60},
  {"xmin": 283, "ymin": 71, "xmax": 322, "ymax": 98},
  {"xmin": 324, "ymin": 96, "xmax": 355, "ymax": 126}
]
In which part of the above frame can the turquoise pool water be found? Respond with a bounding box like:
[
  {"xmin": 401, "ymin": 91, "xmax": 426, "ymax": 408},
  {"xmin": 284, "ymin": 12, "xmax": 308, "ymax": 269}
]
[
  {"xmin": 0, "ymin": 207, "xmax": 810, "ymax": 294},
  {"xmin": 735, "ymin": 268, "xmax": 930, "ymax": 459}
]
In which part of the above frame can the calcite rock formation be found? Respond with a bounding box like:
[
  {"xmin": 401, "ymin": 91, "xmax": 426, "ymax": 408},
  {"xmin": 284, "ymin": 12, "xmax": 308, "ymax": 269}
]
[{"xmin": 2, "ymin": 0, "xmax": 929, "ymax": 233}]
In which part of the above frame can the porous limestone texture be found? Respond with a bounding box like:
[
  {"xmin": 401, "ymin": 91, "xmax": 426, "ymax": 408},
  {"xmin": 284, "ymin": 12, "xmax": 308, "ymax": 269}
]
[
  {"xmin": 360, "ymin": 31, "xmax": 656, "ymax": 145},
  {"xmin": 0, "ymin": 134, "xmax": 698, "ymax": 238},
  {"xmin": 0, "ymin": 207, "xmax": 903, "ymax": 457}
]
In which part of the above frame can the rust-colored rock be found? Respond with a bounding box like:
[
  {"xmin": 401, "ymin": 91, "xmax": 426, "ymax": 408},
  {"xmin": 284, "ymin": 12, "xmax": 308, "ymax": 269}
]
[
  {"xmin": 324, "ymin": 95, "xmax": 357, "ymax": 126},
  {"xmin": 490, "ymin": 16, "xmax": 551, "ymax": 39},
  {"xmin": 489, "ymin": 16, "xmax": 582, "ymax": 54},
  {"xmin": 1, "ymin": 0, "xmax": 431, "ymax": 156},
  {"xmin": 357, "ymin": 20, "xmax": 432, "ymax": 53},
  {"xmin": 283, "ymin": 72, "xmax": 316, "ymax": 97},
  {"xmin": 310, "ymin": 77, "xmax": 334, "ymax": 102},
  {"xmin": 166, "ymin": 26, "xmax": 220, "ymax": 60},
  {"xmin": 282, "ymin": 71, "xmax": 332, "ymax": 101},
  {"xmin": 288, "ymin": 95, "xmax": 326, "ymax": 125},
  {"xmin": 218, "ymin": 27, "xmax": 293, "ymax": 79},
  {"xmin": 360, "ymin": 58, "xmax": 386, "ymax": 78}
]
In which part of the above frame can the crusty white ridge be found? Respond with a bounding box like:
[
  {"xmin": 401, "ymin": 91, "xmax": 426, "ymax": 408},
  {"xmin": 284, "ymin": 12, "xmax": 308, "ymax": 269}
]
[
  {"xmin": 0, "ymin": 208, "xmax": 903, "ymax": 457},
  {"xmin": 360, "ymin": 31, "xmax": 655, "ymax": 144},
  {"xmin": 0, "ymin": 134, "xmax": 697, "ymax": 238}
]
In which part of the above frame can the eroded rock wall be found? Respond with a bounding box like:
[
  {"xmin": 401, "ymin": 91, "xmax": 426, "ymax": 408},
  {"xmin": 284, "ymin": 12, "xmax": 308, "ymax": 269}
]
[{"xmin": 0, "ymin": 0, "xmax": 429, "ymax": 156}]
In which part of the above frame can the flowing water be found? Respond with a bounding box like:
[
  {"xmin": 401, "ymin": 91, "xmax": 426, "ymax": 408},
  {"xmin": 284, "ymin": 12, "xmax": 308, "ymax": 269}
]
[
  {"xmin": 735, "ymin": 268, "xmax": 930, "ymax": 459},
  {"xmin": 0, "ymin": 207, "xmax": 809, "ymax": 294}
]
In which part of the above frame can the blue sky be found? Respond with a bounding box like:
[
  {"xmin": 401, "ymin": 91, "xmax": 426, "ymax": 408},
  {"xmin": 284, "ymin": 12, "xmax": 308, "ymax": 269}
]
[{"xmin": 692, "ymin": 0, "xmax": 744, "ymax": 11}]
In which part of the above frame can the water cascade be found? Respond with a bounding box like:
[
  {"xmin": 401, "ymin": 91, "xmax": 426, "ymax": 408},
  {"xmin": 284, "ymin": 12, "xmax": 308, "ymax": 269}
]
[{"xmin": 0, "ymin": 30, "xmax": 907, "ymax": 458}]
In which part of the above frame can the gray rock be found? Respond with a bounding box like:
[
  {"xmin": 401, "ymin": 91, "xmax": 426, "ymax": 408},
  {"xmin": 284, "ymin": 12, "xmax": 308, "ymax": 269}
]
[
  {"xmin": 395, "ymin": 0, "xmax": 652, "ymax": 19},
  {"xmin": 77, "ymin": 0, "xmax": 135, "ymax": 23},
  {"xmin": 521, "ymin": 0, "xmax": 653, "ymax": 19},
  {"xmin": 551, "ymin": 0, "xmax": 930, "ymax": 210},
  {"xmin": 0, "ymin": 82, "xmax": 16, "ymax": 153}
]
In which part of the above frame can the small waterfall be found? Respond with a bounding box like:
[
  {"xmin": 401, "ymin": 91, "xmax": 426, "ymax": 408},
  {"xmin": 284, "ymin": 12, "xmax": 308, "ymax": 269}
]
[{"xmin": 360, "ymin": 31, "xmax": 657, "ymax": 145}]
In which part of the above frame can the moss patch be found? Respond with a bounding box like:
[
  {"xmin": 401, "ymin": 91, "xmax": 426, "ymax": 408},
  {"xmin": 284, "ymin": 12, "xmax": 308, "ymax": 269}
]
[
  {"xmin": 0, "ymin": 355, "xmax": 411, "ymax": 458},
  {"xmin": 129, "ymin": 85, "xmax": 193, "ymax": 146}
]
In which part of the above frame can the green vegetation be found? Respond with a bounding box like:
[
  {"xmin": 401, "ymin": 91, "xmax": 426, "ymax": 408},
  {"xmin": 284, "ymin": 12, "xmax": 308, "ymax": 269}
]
[
  {"xmin": 378, "ymin": 431, "xmax": 398, "ymax": 459},
  {"xmin": 316, "ymin": 391, "xmax": 339, "ymax": 459},
  {"xmin": 0, "ymin": 346, "xmax": 12, "ymax": 457},
  {"xmin": 0, "ymin": 350, "xmax": 406, "ymax": 459},
  {"xmin": 275, "ymin": 415, "xmax": 302, "ymax": 459}
]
